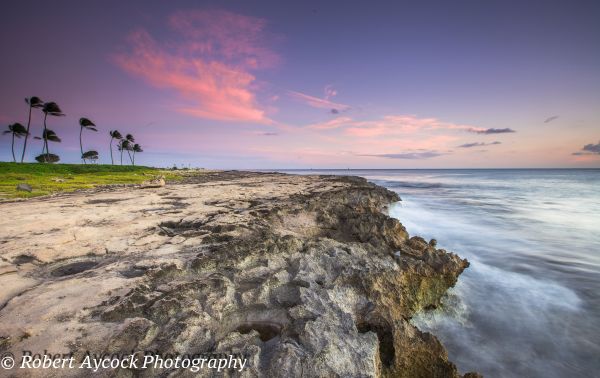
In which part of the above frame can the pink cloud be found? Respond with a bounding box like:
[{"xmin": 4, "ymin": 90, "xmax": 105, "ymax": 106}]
[
  {"xmin": 308, "ymin": 114, "xmax": 479, "ymax": 137},
  {"xmin": 307, "ymin": 116, "xmax": 353, "ymax": 130},
  {"xmin": 168, "ymin": 10, "xmax": 280, "ymax": 69},
  {"xmin": 355, "ymin": 134, "xmax": 459, "ymax": 150},
  {"xmin": 113, "ymin": 10, "xmax": 278, "ymax": 123},
  {"xmin": 288, "ymin": 90, "xmax": 350, "ymax": 111}
]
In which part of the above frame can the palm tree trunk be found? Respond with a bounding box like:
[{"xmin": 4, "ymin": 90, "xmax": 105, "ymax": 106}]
[
  {"xmin": 79, "ymin": 126, "xmax": 86, "ymax": 164},
  {"xmin": 132, "ymin": 151, "xmax": 136, "ymax": 166},
  {"xmin": 21, "ymin": 105, "xmax": 32, "ymax": 163},
  {"xmin": 42, "ymin": 113, "xmax": 48, "ymax": 155},
  {"xmin": 127, "ymin": 149, "xmax": 133, "ymax": 165},
  {"xmin": 110, "ymin": 138, "xmax": 114, "ymax": 165},
  {"xmin": 120, "ymin": 147, "xmax": 123, "ymax": 165},
  {"xmin": 11, "ymin": 133, "xmax": 16, "ymax": 162}
]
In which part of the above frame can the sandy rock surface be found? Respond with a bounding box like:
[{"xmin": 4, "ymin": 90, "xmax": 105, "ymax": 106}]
[{"xmin": 0, "ymin": 171, "xmax": 473, "ymax": 377}]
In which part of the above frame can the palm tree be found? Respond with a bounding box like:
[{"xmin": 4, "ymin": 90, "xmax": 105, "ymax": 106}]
[
  {"xmin": 3, "ymin": 123, "xmax": 28, "ymax": 162},
  {"xmin": 34, "ymin": 129, "xmax": 62, "ymax": 163},
  {"xmin": 125, "ymin": 134, "xmax": 135, "ymax": 164},
  {"xmin": 109, "ymin": 130, "xmax": 123, "ymax": 165},
  {"xmin": 118, "ymin": 139, "xmax": 131, "ymax": 165},
  {"xmin": 132, "ymin": 144, "xmax": 143, "ymax": 166},
  {"xmin": 40, "ymin": 102, "xmax": 65, "ymax": 156},
  {"xmin": 21, "ymin": 97, "xmax": 43, "ymax": 163},
  {"xmin": 79, "ymin": 118, "xmax": 97, "ymax": 164},
  {"xmin": 81, "ymin": 150, "xmax": 99, "ymax": 162},
  {"xmin": 34, "ymin": 153, "xmax": 59, "ymax": 163}
]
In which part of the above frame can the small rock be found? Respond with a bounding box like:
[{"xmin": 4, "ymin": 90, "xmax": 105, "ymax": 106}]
[
  {"xmin": 51, "ymin": 178, "xmax": 65, "ymax": 183},
  {"xmin": 16, "ymin": 183, "xmax": 32, "ymax": 192},
  {"xmin": 140, "ymin": 176, "xmax": 165, "ymax": 188},
  {"xmin": 429, "ymin": 239, "xmax": 437, "ymax": 248}
]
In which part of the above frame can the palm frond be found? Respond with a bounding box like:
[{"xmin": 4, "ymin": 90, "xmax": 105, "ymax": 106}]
[
  {"xmin": 6, "ymin": 123, "xmax": 28, "ymax": 137},
  {"xmin": 42, "ymin": 102, "xmax": 65, "ymax": 116},
  {"xmin": 118, "ymin": 139, "xmax": 131, "ymax": 150},
  {"xmin": 35, "ymin": 153, "xmax": 60, "ymax": 163},
  {"xmin": 82, "ymin": 150, "xmax": 99, "ymax": 160},
  {"xmin": 43, "ymin": 129, "xmax": 62, "ymax": 143},
  {"xmin": 26, "ymin": 96, "xmax": 44, "ymax": 108},
  {"xmin": 110, "ymin": 130, "xmax": 123, "ymax": 139},
  {"xmin": 79, "ymin": 117, "xmax": 96, "ymax": 128}
]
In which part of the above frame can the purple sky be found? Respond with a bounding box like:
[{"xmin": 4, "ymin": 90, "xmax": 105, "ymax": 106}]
[{"xmin": 1, "ymin": 0, "xmax": 599, "ymax": 168}]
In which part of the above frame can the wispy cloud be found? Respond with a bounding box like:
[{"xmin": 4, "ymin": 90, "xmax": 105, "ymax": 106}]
[
  {"xmin": 252, "ymin": 131, "xmax": 278, "ymax": 136},
  {"xmin": 308, "ymin": 114, "xmax": 506, "ymax": 140},
  {"xmin": 307, "ymin": 116, "xmax": 353, "ymax": 130},
  {"xmin": 113, "ymin": 10, "xmax": 278, "ymax": 123},
  {"xmin": 468, "ymin": 127, "xmax": 516, "ymax": 134},
  {"xmin": 572, "ymin": 141, "xmax": 600, "ymax": 156},
  {"xmin": 288, "ymin": 90, "xmax": 350, "ymax": 112},
  {"xmin": 458, "ymin": 141, "xmax": 501, "ymax": 148},
  {"xmin": 307, "ymin": 114, "xmax": 476, "ymax": 137},
  {"xmin": 544, "ymin": 115, "xmax": 559, "ymax": 123},
  {"xmin": 360, "ymin": 151, "xmax": 446, "ymax": 159}
]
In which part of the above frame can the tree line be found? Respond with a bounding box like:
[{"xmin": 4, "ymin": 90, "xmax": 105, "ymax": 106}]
[{"xmin": 3, "ymin": 97, "xmax": 143, "ymax": 165}]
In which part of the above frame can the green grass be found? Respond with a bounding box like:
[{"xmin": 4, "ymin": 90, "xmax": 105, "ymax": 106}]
[{"xmin": 0, "ymin": 162, "xmax": 185, "ymax": 199}]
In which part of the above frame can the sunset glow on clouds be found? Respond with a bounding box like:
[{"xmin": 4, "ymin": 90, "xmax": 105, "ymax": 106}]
[
  {"xmin": 1, "ymin": 2, "xmax": 599, "ymax": 168},
  {"xmin": 288, "ymin": 89, "xmax": 350, "ymax": 112},
  {"xmin": 113, "ymin": 10, "xmax": 277, "ymax": 124},
  {"xmin": 111, "ymin": 10, "xmax": 507, "ymax": 164}
]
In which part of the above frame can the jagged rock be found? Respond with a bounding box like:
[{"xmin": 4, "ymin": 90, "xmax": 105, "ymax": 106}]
[{"xmin": 0, "ymin": 172, "xmax": 474, "ymax": 377}]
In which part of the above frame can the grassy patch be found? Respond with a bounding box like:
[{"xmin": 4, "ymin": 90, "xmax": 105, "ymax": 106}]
[{"xmin": 0, "ymin": 162, "xmax": 184, "ymax": 199}]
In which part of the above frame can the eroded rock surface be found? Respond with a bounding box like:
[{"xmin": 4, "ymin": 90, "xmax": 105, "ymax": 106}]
[{"xmin": 0, "ymin": 172, "xmax": 472, "ymax": 377}]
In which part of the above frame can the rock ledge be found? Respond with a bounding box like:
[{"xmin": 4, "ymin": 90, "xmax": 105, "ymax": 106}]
[{"xmin": 0, "ymin": 172, "xmax": 473, "ymax": 377}]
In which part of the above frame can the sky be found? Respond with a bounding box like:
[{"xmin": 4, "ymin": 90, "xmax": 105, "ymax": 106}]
[{"xmin": 1, "ymin": 0, "xmax": 599, "ymax": 168}]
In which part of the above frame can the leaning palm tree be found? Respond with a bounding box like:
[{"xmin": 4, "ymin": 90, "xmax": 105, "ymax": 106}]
[
  {"xmin": 40, "ymin": 102, "xmax": 65, "ymax": 156},
  {"xmin": 118, "ymin": 139, "xmax": 131, "ymax": 165},
  {"xmin": 109, "ymin": 130, "xmax": 123, "ymax": 165},
  {"xmin": 125, "ymin": 134, "xmax": 135, "ymax": 164},
  {"xmin": 79, "ymin": 118, "xmax": 97, "ymax": 164},
  {"xmin": 3, "ymin": 123, "xmax": 28, "ymax": 162},
  {"xmin": 132, "ymin": 144, "xmax": 143, "ymax": 166},
  {"xmin": 21, "ymin": 97, "xmax": 44, "ymax": 162},
  {"xmin": 34, "ymin": 129, "xmax": 61, "ymax": 163}
]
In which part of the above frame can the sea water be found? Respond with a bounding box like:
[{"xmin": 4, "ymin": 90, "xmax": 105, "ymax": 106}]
[{"xmin": 279, "ymin": 169, "xmax": 600, "ymax": 378}]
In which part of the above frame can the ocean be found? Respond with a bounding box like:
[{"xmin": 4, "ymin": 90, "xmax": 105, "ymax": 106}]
[{"xmin": 279, "ymin": 169, "xmax": 600, "ymax": 378}]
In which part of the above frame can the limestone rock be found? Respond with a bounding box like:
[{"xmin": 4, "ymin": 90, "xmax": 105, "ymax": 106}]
[
  {"xmin": 140, "ymin": 176, "xmax": 165, "ymax": 188},
  {"xmin": 0, "ymin": 172, "xmax": 474, "ymax": 377}
]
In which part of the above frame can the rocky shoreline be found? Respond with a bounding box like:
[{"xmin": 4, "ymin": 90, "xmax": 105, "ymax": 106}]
[{"xmin": 0, "ymin": 171, "xmax": 477, "ymax": 377}]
